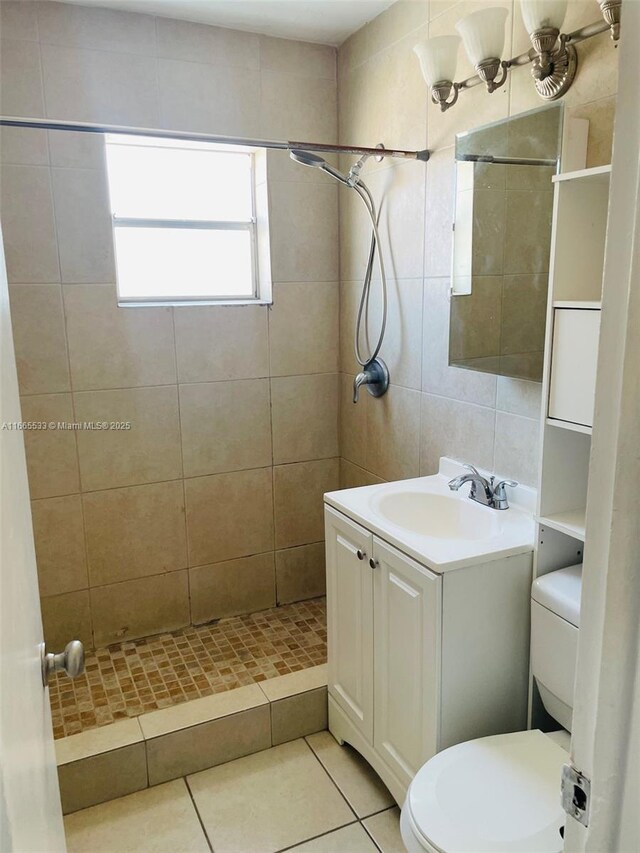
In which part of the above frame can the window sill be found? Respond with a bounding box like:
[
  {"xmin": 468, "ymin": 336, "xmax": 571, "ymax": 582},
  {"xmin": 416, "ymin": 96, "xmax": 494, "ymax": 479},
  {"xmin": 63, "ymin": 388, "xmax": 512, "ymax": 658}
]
[{"xmin": 118, "ymin": 299, "xmax": 273, "ymax": 308}]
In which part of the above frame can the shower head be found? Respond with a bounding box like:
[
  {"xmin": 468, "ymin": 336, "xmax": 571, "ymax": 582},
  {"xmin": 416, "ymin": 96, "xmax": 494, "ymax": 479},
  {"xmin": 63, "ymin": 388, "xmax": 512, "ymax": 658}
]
[
  {"xmin": 289, "ymin": 149, "xmax": 325, "ymax": 168},
  {"xmin": 289, "ymin": 148, "xmax": 351, "ymax": 185}
]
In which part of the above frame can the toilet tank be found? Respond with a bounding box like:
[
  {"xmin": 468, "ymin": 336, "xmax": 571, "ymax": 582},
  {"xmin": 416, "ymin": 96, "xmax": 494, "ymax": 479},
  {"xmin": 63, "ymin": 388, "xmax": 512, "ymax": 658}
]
[{"xmin": 530, "ymin": 564, "xmax": 582, "ymax": 731}]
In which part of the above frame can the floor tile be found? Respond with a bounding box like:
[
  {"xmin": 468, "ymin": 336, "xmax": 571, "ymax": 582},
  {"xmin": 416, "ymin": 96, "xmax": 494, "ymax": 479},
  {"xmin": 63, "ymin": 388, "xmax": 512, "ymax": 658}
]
[
  {"xmin": 362, "ymin": 807, "xmax": 405, "ymax": 853},
  {"xmin": 187, "ymin": 739, "xmax": 355, "ymax": 853},
  {"xmin": 64, "ymin": 779, "xmax": 209, "ymax": 853},
  {"xmin": 51, "ymin": 597, "xmax": 326, "ymax": 738},
  {"xmin": 306, "ymin": 731, "xmax": 395, "ymax": 818},
  {"xmin": 288, "ymin": 822, "xmax": 378, "ymax": 852}
]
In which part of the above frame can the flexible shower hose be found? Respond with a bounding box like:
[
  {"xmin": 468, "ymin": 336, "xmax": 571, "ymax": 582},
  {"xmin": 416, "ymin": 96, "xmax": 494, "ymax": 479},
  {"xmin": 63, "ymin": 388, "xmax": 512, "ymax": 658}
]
[{"xmin": 352, "ymin": 180, "xmax": 388, "ymax": 368}]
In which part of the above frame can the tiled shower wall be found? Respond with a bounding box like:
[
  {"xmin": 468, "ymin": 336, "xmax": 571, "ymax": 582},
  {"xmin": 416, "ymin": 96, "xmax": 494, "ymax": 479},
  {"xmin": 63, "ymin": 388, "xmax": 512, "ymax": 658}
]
[
  {"xmin": 337, "ymin": 0, "xmax": 618, "ymax": 491},
  {"xmin": 0, "ymin": 1, "xmax": 340, "ymax": 650}
]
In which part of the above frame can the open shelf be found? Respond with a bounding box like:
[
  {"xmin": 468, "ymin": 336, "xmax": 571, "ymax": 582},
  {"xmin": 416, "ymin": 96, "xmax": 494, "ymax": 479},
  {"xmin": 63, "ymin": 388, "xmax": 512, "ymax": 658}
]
[
  {"xmin": 546, "ymin": 417, "xmax": 592, "ymax": 436},
  {"xmin": 552, "ymin": 300, "xmax": 601, "ymax": 310},
  {"xmin": 552, "ymin": 164, "xmax": 611, "ymax": 184},
  {"xmin": 537, "ymin": 509, "xmax": 586, "ymax": 542}
]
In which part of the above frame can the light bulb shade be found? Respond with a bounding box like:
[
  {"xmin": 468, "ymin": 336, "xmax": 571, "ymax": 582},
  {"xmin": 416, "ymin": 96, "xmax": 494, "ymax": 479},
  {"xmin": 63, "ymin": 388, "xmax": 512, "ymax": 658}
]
[
  {"xmin": 414, "ymin": 35, "xmax": 460, "ymax": 86},
  {"xmin": 520, "ymin": 0, "xmax": 568, "ymax": 34},
  {"xmin": 455, "ymin": 7, "xmax": 508, "ymax": 66}
]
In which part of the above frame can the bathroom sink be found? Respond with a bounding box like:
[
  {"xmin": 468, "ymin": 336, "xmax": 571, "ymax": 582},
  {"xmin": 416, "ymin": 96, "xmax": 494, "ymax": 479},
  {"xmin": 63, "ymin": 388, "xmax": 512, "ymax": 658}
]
[
  {"xmin": 371, "ymin": 491, "xmax": 501, "ymax": 540},
  {"xmin": 324, "ymin": 458, "xmax": 536, "ymax": 572}
]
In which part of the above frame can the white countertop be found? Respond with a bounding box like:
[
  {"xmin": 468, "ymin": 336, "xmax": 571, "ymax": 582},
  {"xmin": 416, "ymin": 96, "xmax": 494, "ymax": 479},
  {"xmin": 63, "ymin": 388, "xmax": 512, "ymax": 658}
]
[{"xmin": 325, "ymin": 458, "xmax": 535, "ymax": 574}]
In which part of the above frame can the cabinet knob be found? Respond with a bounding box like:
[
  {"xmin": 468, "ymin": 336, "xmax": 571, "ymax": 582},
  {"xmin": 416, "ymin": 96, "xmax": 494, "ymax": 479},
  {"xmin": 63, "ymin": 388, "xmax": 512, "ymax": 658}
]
[
  {"xmin": 356, "ymin": 549, "xmax": 366, "ymax": 561},
  {"xmin": 369, "ymin": 558, "xmax": 379, "ymax": 569}
]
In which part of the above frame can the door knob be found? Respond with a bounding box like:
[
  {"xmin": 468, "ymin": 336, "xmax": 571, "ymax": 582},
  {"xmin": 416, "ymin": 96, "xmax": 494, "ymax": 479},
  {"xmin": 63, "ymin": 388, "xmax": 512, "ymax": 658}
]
[
  {"xmin": 369, "ymin": 558, "xmax": 379, "ymax": 569},
  {"xmin": 41, "ymin": 640, "xmax": 85, "ymax": 686},
  {"xmin": 356, "ymin": 549, "xmax": 366, "ymax": 561}
]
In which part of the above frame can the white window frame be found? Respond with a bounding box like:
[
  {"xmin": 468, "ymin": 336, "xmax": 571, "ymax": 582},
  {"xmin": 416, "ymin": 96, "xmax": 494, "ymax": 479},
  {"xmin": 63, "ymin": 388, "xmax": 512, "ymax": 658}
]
[{"xmin": 105, "ymin": 136, "xmax": 260, "ymax": 306}]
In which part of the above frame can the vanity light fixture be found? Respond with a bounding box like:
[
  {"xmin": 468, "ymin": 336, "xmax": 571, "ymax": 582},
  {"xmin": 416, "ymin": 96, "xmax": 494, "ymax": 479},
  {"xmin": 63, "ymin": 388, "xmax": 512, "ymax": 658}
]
[
  {"xmin": 413, "ymin": 35, "xmax": 461, "ymax": 111},
  {"xmin": 456, "ymin": 7, "xmax": 509, "ymax": 94},
  {"xmin": 415, "ymin": 0, "xmax": 622, "ymax": 111},
  {"xmin": 520, "ymin": 0, "xmax": 576, "ymax": 99}
]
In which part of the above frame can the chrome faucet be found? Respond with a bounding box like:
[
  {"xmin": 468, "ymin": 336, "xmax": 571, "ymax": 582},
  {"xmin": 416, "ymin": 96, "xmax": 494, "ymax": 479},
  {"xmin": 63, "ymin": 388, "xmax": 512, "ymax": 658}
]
[
  {"xmin": 448, "ymin": 464, "xmax": 518, "ymax": 510},
  {"xmin": 353, "ymin": 358, "xmax": 390, "ymax": 403}
]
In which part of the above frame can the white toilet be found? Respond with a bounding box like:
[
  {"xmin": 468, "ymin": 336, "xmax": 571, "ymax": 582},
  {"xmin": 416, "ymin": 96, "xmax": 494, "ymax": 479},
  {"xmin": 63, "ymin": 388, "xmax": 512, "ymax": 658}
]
[{"xmin": 401, "ymin": 564, "xmax": 582, "ymax": 853}]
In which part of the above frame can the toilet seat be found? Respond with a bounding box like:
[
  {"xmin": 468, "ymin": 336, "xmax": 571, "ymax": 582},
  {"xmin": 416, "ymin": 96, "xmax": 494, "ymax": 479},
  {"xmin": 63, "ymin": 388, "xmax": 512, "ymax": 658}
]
[{"xmin": 405, "ymin": 730, "xmax": 569, "ymax": 853}]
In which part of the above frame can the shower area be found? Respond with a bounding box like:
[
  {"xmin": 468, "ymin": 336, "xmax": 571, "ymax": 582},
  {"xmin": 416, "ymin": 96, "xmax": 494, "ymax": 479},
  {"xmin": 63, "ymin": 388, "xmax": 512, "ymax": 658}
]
[
  {"xmin": 0, "ymin": 2, "xmax": 426, "ymax": 777},
  {"xmin": 4, "ymin": 118, "xmax": 350, "ymax": 745}
]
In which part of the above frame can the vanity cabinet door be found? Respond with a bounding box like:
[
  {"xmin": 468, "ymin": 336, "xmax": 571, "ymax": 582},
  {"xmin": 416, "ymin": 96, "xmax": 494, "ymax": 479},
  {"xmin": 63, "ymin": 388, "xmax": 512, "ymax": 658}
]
[
  {"xmin": 373, "ymin": 537, "xmax": 441, "ymax": 787},
  {"xmin": 325, "ymin": 507, "xmax": 374, "ymax": 742}
]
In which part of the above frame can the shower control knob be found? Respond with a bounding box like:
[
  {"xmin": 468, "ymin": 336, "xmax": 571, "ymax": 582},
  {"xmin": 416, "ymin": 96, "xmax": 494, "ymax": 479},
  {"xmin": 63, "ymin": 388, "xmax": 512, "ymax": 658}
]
[
  {"xmin": 356, "ymin": 549, "xmax": 366, "ymax": 561},
  {"xmin": 41, "ymin": 640, "xmax": 85, "ymax": 686}
]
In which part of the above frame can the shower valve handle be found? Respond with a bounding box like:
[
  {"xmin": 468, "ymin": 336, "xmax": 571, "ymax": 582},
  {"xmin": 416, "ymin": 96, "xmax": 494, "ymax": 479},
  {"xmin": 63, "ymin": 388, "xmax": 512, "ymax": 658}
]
[{"xmin": 353, "ymin": 359, "xmax": 390, "ymax": 404}]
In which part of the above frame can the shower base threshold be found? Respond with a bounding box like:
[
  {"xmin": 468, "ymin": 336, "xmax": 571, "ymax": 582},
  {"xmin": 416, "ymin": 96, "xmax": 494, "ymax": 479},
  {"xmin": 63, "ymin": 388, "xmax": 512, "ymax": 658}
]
[{"xmin": 52, "ymin": 599, "xmax": 328, "ymax": 814}]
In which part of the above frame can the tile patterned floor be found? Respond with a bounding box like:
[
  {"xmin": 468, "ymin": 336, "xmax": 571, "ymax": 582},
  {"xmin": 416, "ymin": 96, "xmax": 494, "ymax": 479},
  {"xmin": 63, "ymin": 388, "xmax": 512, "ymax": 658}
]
[
  {"xmin": 64, "ymin": 735, "xmax": 405, "ymax": 853},
  {"xmin": 50, "ymin": 598, "xmax": 326, "ymax": 739}
]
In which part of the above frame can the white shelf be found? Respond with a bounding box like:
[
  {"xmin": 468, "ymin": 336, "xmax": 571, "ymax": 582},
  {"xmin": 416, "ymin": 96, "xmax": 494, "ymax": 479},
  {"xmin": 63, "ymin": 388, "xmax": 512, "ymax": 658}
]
[
  {"xmin": 546, "ymin": 417, "xmax": 592, "ymax": 436},
  {"xmin": 553, "ymin": 164, "xmax": 611, "ymax": 184},
  {"xmin": 553, "ymin": 300, "xmax": 601, "ymax": 310},
  {"xmin": 537, "ymin": 509, "xmax": 586, "ymax": 542}
]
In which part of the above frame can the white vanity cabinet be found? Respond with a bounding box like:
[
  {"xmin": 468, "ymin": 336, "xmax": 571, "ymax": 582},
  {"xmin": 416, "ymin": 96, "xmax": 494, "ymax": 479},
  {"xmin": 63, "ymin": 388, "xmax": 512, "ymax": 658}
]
[
  {"xmin": 372, "ymin": 537, "xmax": 440, "ymax": 785},
  {"xmin": 325, "ymin": 508, "xmax": 374, "ymax": 742},
  {"xmin": 325, "ymin": 503, "xmax": 532, "ymax": 805}
]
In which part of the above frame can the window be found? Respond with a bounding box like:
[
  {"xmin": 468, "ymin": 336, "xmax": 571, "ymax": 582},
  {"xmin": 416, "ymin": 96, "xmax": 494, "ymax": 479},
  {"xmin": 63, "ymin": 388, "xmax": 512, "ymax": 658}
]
[{"xmin": 105, "ymin": 135, "xmax": 260, "ymax": 304}]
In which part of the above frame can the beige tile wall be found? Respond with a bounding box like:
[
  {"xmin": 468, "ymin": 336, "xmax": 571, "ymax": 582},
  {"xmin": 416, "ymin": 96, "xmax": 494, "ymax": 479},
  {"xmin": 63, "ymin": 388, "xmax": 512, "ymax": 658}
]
[
  {"xmin": 0, "ymin": 0, "xmax": 340, "ymax": 649},
  {"xmin": 1, "ymin": 0, "xmax": 620, "ymax": 651},
  {"xmin": 337, "ymin": 0, "xmax": 618, "ymax": 490}
]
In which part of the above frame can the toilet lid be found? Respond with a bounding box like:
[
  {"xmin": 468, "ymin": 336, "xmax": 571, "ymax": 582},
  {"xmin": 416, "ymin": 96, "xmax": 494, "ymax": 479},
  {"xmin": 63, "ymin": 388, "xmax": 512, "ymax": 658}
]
[{"xmin": 407, "ymin": 730, "xmax": 568, "ymax": 853}]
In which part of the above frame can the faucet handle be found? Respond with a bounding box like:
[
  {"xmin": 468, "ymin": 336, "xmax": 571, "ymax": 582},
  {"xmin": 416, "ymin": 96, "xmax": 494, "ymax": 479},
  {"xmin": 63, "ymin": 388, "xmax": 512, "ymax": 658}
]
[
  {"xmin": 492, "ymin": 479, "xmax": 518, "ymax": 509},
  {"xmin": 462, "ymin": 463, "xmax": 482, "ymax": 477},
  {"xmin": 494, "ymin": 478, "xmax": 518, "ymax": 490}
]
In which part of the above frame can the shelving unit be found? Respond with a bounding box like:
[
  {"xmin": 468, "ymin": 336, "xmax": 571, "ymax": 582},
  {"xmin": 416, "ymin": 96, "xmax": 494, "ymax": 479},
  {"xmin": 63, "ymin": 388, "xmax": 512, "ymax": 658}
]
[
  {"xmin": 537, "ymin": 509, "xmax": 586, "ymax": 542},
  {"xmin": 551, "ymin": 164, "xmax": 611, "ymax": 183},
  {"xmin": 552, "ymin": 300, "xmax": 601, "ymax": 310},
  {"xmin": 537, "ymin": 160, "xmax": 610, "ymax": 544},
  {"xmin": 529, "ymin": 134, "xmax": 612, "ymax": 730},
  {"xmin": 544, "ymin": 417, "xmax": 592, "ymax": 436}
]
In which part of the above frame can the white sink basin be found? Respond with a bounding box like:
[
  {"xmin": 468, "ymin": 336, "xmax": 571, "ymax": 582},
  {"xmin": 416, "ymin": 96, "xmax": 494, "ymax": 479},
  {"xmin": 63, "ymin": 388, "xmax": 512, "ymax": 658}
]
[
  {"xmin": 372, "ymin": 491, "xmax": 502, "ymax": 541},
  {"xmin": 324, "ymin": 459, "xmax": 535, "ymax": 573}
]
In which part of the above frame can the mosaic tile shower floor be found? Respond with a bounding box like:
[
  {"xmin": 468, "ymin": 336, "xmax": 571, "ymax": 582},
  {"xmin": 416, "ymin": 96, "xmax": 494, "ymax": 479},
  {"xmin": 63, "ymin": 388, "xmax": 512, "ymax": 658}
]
[{"xmin": 50, "ymin": 598, "xmax": 326, "ymax": 739}]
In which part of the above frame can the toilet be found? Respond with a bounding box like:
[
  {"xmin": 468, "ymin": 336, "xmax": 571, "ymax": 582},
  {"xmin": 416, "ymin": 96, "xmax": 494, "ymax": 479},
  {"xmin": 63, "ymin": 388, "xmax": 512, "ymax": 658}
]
[{"xmin": 401, "ymin": 564, "xmax": 582, "ymax": 853}]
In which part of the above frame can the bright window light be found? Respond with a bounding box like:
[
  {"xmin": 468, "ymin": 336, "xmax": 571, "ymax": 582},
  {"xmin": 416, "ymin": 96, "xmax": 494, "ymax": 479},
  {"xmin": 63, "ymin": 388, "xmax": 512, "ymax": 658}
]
[{"xmin": 105, "ymin": 135, "xmax": 257, "ymax": 304}]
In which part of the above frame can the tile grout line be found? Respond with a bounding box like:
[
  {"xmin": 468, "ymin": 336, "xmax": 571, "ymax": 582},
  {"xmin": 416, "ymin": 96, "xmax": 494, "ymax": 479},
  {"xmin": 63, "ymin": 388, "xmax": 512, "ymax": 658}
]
[
  {"xmin": 300, "ymin": 736, "xmax": 359, "ymax": 820},
  {"xmin": 360, "ymin": 817, "xmax": 385, "ymax": 853},
  {"xmin": 183, "ymin": 776, "xmax": 215, "ymax": 853},
  {"xmin": 273, "ymin": 819, "xmax": 361, "ymax": 853}
]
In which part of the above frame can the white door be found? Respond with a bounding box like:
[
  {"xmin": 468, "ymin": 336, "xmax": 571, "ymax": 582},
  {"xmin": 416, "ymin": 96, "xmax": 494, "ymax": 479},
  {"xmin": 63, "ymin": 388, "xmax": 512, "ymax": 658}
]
[
  {"xmin": 0, "ymin": 231, "xmax": 66, "ymax": 852},
  {"xmin": 325, "ymin": 506, "xmax": 374, "ymax": 742},
  {"xmin": 373, "ymin": 537, "xmax": 441, "ymax": 787}
]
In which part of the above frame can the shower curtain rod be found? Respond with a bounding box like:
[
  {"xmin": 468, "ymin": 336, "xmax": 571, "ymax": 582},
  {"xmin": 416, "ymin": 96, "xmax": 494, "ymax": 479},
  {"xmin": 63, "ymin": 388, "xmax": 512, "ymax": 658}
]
[{"xmin": 0, "ymin": 116, "xmax": 431, "ymax": 162}]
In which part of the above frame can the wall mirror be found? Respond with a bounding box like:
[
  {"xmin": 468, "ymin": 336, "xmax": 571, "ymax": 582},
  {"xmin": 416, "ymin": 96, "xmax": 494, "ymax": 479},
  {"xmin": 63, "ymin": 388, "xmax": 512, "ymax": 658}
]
[{"xmin": 449, "ymin": 103, "xmax": 563, "ymax": 382}]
